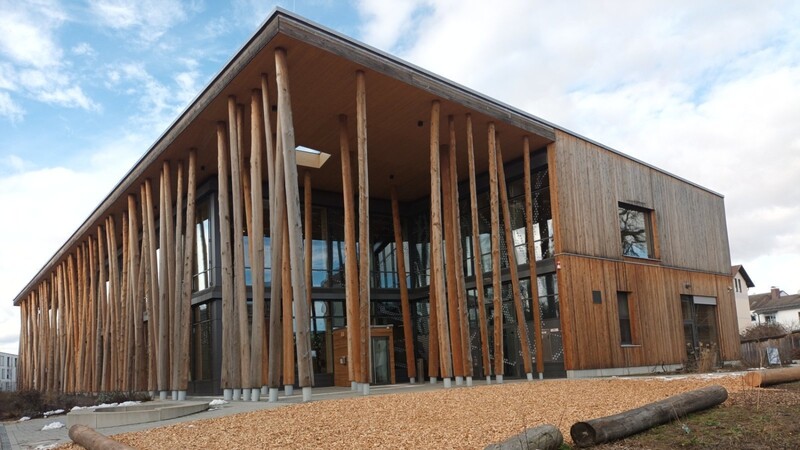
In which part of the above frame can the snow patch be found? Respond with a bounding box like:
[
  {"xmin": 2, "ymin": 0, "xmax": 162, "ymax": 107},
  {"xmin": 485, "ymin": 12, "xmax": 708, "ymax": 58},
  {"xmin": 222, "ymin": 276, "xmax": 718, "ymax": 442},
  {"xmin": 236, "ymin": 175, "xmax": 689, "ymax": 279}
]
[
  {"xmin": 208, "ymin": 399, "xmax": 228, "ymax": 406},
  {"xmin": 35, "ymin": 445, "xmax": 58, "ymax": 450},
  {"xmin": 41, "ymin": 421, "xmax": 65, "ymax": 431},
  {"xmin": 42, "ymin": 409, "xmax": 64, "ymax": 417},
  {"xmin": 18, "ymin": 416, "xmax": 31, "ymax": 422}
]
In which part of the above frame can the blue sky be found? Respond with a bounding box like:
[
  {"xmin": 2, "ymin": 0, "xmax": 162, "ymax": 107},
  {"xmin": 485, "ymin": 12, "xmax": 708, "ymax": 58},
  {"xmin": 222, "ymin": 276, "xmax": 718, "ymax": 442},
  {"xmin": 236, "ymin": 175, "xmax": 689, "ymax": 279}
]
[{"xmin": 1, "ymin": 0, "xmax": 800, "ymax": 352}]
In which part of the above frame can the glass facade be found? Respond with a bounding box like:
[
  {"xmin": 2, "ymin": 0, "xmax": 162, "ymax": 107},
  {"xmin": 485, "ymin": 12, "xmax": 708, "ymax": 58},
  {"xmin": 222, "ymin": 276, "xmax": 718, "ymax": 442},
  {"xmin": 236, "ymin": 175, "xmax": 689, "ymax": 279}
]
[
  {"xmin": 193, "ymin": 197, "xmax": 212, "ymax": 292},
  {"xmin": 189, "ymin": 154, "xmax": 557, "ymax": 390}
]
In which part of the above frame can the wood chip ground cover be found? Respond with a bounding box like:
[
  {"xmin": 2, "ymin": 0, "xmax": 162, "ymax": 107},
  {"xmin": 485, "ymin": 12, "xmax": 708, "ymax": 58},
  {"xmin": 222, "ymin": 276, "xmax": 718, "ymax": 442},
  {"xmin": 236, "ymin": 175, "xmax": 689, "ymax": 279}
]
[{"xmin": 62, "ymin": 375, "xmax": 750, "ymax": 449}]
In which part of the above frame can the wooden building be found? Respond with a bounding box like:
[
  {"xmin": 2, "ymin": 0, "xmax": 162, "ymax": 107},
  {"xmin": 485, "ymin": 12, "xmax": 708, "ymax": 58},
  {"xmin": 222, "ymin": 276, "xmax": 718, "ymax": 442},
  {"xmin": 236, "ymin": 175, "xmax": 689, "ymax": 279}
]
[{"xmin": 12, "ymin": 9, "xmax": 739, "ymax": 399}]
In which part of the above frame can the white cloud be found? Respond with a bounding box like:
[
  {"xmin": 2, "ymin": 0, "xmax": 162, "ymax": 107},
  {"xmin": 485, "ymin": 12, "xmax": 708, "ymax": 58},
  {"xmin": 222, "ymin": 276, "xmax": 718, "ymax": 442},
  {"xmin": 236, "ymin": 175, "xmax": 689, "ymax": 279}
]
[
  {"xmin": 0, "ymin": 0, "xmax": 66, "ymax": 68},
  {"xmin": 89, "ymin": 0, "xmax": 191, "ymax": 44},
  {"xmin": 0, "ymin": 136, "xmax": 145, "ymax": 353},
  {"xmin": 356, "ymin": 0, "xmax": 431, "ymax": 51},
  {"xmin": 0, "ymin": 1, "xmax": 97, "ymax": 115},
  {"xmin": 0, "ymin": 91, "xmax": 24, "ymax": 122},
  {"xmin": 356, "ymin": 0, "xmax": 800, "ymax": 293},
  {"xmin": 71, "ymin": 42, "xmax": 96, "ymax": 57}
]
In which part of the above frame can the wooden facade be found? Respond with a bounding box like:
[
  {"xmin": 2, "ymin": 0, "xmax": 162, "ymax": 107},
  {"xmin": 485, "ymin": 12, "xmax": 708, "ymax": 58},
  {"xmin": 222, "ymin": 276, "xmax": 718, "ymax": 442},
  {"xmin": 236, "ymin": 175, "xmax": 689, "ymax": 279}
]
[{"xmin": 12, "ymin": 9, "xmax": 738, "ymax": 397}]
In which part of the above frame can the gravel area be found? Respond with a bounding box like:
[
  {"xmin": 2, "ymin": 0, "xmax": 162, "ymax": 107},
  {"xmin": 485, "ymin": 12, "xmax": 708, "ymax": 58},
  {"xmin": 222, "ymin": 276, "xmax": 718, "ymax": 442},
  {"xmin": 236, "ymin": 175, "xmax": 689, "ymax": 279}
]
[{"xmin": 61, "ymin": 374, "xmax": 750, "ymax": 449}]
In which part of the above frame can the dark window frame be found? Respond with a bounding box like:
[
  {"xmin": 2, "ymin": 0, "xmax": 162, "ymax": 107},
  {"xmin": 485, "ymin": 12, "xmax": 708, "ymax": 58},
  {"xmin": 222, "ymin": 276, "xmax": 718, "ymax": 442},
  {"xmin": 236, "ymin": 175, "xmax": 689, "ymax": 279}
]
[
  {"xmin": 618, "ymin": 203, "xmax": 655, "ymax": 259},
  {"xmin": 617, "ymin": 291, "xmax": 634, "ymax": 345}
]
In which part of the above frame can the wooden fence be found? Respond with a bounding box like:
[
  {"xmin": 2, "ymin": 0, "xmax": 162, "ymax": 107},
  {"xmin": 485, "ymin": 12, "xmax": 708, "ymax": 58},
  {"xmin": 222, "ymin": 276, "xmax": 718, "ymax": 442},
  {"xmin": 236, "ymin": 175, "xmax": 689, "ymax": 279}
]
[{"xmin": 740, "ymin": 331, "xmax": 800, "ymax": 367}]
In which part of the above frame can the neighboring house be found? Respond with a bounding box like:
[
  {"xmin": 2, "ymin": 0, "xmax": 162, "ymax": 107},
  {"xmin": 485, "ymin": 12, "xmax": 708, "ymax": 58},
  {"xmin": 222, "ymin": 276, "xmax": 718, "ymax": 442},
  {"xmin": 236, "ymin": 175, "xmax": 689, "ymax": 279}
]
[
  {"xmin": 0, "ymin": 352, "xmax": 17, "ymax": 392},
  {"xmin": 11, "ymin": 9, "xmax": 739, "ymax": 396},
  {"xmin": 750, "ymin": 288, "xmax": 800, "ymax": 330},
  {"xmin": 732, "ymin": 265, "xmax": 755, "ymax": 333}
]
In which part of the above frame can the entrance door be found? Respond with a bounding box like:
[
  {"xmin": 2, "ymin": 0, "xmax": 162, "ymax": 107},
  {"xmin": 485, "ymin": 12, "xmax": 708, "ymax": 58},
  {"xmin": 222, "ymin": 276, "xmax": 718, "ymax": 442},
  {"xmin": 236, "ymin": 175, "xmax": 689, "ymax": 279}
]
[
  {"xmin": 371, "ymin": 336, "xmax": 391, "ymax": 384},
  {"xmin": 681, "ymin": 295, "xmax": 720, "ymax": 365},
  {"xmin": 311, "ymin": 299, "xmax": 346, "ymax": 387}
]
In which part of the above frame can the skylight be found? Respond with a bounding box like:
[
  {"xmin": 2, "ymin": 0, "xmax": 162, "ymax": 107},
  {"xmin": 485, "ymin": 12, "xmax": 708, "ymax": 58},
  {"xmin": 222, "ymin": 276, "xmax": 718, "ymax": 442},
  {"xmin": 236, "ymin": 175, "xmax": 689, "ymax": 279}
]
[{"xmin": 296, "ymin": 146, "xmax": 330, "ymax": 169}]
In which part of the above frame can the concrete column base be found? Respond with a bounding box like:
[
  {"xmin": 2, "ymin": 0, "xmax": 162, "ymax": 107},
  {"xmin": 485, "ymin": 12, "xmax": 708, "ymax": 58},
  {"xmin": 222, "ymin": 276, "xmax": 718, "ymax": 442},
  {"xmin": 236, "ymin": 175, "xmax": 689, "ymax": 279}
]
[
  {"xmin": 223, "ymin": 388, "xmax": 233, "ymax": 401},
  {"xmin": 409, "ymin": 377, "xmax": 416, "ymax": 384},
  {"xmin": 177, "ymin": 390, "xmax": 187, "ymax": 401},
  {"xmin": 251, "ymin": 389, "xmax": 260, "ymax": 402},
  {"xmin": 526, "ymin": 373, "xmax": 534, "ymax": 381},
  {"xmin": 302, "ymin": 387, "xmax": 312, "ymax": 402},
  {"xmin": 455, "ymin": 376, "xmax": 463, "ymax": 386},
  {"xmin": 443, "ymin": 378, "xmax": 452, "ymax": 388},
  {"xmin": 242, "ymin": 388, "xmax": 251, "ymax": 402},
  {"xmin": 232, "ymin": 388, "xmax": 241, "ymax": 401},
  {"xmin": 539, "ymin": 372, "xmax": 544, "ymax": 380},
  {"xmin": 171, "ymin": 390, "xmax": 178, "ymax": 401},
  {"xmin": 486, "ymin": 376, "xmax": 491, "ymax": 384},
  {"xmin": 159, "ymin": 391, "xmax": 168, "ymax": 400},
  {"xmin": 351, "ymin": 381, "xmax": 358, "ymax": 391},
  {"xmin": 261, "ymin": 386, "xmax": 268, "ymax": 395},
  {"xmin": 284, "ymin": 385, "xmax": 294, "ymax": 396},
  {"xmin": 149, "ymin": 391, "xmax": 157, "ymax": 399},
  {"xmin": 362, "ymin": 383, "xmax": 370, "ymax": 395},
  {"xmin": 466, "ymin": 376, "xmax": 473, "ymax": 387},
  {"xmin": 496, "ymin": 375, "xmax": 504, "ymax": 384},
  {"xmin": 268, "ymin": 388, "xmax": 279, "ymax": 402},
  {"xmin": 430, "ymin": 376, "xmax": 437, "ymax": 384}
]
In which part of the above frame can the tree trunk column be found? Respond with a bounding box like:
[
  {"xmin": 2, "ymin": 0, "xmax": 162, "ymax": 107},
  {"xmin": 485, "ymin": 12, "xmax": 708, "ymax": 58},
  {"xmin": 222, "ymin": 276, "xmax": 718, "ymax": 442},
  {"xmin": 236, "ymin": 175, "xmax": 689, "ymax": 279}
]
[
  {"xmin": 275, "ymin": 47, "xmax": 314, "ymax": 402},
  {"xmin": 429, "ymin": 100, "xmax": 453, "ymax": 387},
  {"xmin": 356, "ymin": 70, "xmax": 372, "ymax": 394}
]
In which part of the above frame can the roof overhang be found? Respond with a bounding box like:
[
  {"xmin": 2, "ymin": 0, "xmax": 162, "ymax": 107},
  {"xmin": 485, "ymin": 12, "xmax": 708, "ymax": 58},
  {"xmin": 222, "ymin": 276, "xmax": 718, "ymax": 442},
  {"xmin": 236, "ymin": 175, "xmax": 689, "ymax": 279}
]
[{"xmin": 12, "ymin": 8, "xmax": 556, "ymax": 305}]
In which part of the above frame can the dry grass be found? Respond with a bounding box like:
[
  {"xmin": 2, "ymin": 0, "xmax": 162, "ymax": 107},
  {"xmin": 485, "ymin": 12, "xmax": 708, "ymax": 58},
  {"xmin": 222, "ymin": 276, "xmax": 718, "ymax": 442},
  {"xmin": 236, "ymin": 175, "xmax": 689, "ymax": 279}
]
[{"xmin": 60, "ymin": 375, "xmax": 750, "ymax": 449}]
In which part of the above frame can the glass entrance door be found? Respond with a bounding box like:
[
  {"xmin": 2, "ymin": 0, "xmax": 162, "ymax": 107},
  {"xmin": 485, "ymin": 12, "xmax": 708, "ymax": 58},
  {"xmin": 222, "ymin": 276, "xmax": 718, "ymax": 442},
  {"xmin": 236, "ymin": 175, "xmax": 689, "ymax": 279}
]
[{"xmin": 371, "ymin": 336, "xmax": 391, "ymax": 384}]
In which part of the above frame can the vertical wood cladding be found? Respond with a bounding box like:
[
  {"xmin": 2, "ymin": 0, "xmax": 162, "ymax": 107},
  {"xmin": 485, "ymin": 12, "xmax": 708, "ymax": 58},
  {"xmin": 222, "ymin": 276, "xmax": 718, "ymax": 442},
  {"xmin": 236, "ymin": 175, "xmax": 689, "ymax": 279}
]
[
  {"xmin": 552, "ymin": 130, "xmax": 731, "ymax": 275},
  {"xmin": 557, "ymin": 254, "xmax": 740, "ymax": 371}
]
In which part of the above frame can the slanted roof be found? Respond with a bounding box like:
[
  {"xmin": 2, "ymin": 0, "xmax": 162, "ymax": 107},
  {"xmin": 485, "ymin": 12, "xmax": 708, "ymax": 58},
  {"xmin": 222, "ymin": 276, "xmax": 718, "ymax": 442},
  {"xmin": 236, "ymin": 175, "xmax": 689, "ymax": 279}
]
[
  {"xmin": 731, "ymin": 264, "xmax": 755, "ymax": 288},
  {"xmin": 749, "ymin": 290, "xmax": 800, "ymax": 314},
  {"xmin": 12, "ymin": 8, "xmax": 724, "ymax": 306}
]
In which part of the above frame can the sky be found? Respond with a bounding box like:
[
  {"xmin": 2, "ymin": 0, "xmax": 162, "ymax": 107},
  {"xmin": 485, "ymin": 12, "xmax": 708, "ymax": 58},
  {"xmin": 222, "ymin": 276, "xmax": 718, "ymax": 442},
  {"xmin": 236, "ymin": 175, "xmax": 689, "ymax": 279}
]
[{"xmin": 0, "ymin": 0, "xmax": 798, "ymax": 354}]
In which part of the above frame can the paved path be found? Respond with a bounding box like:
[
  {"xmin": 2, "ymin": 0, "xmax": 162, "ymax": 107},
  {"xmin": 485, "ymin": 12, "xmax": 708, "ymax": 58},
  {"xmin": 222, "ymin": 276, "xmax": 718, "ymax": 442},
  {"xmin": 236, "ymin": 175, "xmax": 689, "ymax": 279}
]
[{"xmin": 0, "ymin": 381, "xmax": 450, "ymax": 449}]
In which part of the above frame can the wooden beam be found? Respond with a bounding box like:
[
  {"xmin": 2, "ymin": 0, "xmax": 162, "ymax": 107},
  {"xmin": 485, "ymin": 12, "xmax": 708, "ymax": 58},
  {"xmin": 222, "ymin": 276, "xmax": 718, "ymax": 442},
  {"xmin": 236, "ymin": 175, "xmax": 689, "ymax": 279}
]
[
  {"xmin": 229, "ymin": 97, "xmax": 251, "ymax": 391},
  {"xmin": 267, "ymin": 117, "xmax": 286, "ymax": 391},
  {"xmin": 217, "ymin": 122, "xmax": 235, "ymax": 392},
  {"xmin": 487, "ymin": 123, "xmax": 503, "ymax": 378},
  {"xmin": 465, "ymin": 114, "xmax": 491, "ymax": 378},
  {"xmin": 143, "ymin": 180, "xmax": 159, "ymax": 393},
  {"xmin": 158, "ymin": 165, "xmax": 171, "ymax": 395},
  {"xmin": 171, "ymin": 161, "xmax": 184, "ymax": 393},
  {"xmin": 448, "ymin": 116, "xmax": 473, "ymax": 380},
  {"xmin": 355, "ymin": 70, "xmax": 371, "ymax": 386},
  {"xmin": 281, "ymin": 221, "xmax": 294, "ymax": 388},
  {"xmin": 440, "ymin": 145, "xmax": 464, "ymax": 379},
  {"xmin": 275, "ymin": 47, "xmax": 313, "ymax": 391},
  {"xmin": 496, "ymin": 138, "xmax": 534, "ymax": 377},
  {"xmin": 391, "ymin": 187, "xmax": 416, "ymax": 381},
  {"xmin": 429, "ymin": 100, "xmax": 453, "ymax": 382},
  {"xmin": 338, "ymin": 115, "xmax": 360, "ymax": 384},
  {"xmin": 249, "ymin": 90, "xmax": 266, "ymax": 394},
  {"xmin": 428, "ymin": 258, "xmax": 440, "ymax": 379},
  {"xmin": 523, "ymin": 137, "xmax": 545, "ymax": 377},
  {"xmin": 178, "ymin": 150, "xmax": 197, "ymax": 392},
  {"xmin": 127, "ymin": 194, "xmax": 145, "ymax": 391}
]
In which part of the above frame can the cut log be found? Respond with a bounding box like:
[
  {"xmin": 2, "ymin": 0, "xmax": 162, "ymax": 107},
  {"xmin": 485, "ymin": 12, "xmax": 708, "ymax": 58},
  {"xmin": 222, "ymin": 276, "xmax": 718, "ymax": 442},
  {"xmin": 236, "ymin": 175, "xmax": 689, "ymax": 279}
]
[
  {"xmin": 570, "ymin": 385, "xmax": 728, "ymax": 447},
  {"xmin": 744, "ymin": 366, "xmax": 800, "ymax": 387},
  {"xmin": 69, "ymin": 424, "xmax": 136, "ymax": 450},
  {"xmin": 484, "ymin": 424, "xmax": 563, "ymax": 450}
]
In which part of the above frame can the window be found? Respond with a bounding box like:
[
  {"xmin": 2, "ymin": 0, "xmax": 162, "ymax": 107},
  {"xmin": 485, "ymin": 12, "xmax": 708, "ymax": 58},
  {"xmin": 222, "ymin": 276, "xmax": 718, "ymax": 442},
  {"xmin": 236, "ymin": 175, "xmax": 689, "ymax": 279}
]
[
  {"xmin": 617, "ymin": 292, "xmax": 633, "ymax": 345},
  {"xmin": 618, "ymin": 203, "xmax": 653, "ymax": 258},
  {"xmin": 734, "ymin": 278, "xmax": 742, "ymax": 293}
]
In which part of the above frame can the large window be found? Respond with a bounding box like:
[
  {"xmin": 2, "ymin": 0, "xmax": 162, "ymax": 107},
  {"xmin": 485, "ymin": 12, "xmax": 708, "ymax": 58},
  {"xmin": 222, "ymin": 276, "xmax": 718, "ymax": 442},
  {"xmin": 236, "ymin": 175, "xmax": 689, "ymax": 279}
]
[
  {"xmin": 618, "ymin": 203, "xmax": 653, "ymax": 258},
  {"xmin": 193, "ymin": 197, "xmax": 212, "ymax": 292}
]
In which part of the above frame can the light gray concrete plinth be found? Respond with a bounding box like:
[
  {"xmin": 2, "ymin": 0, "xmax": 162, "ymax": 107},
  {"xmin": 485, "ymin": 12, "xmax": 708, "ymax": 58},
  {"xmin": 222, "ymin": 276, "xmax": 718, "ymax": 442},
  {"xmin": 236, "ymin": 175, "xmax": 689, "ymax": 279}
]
[
  {"xmin": 302, "ymin": 387, "xmax": 312, "ymax": 402},
  {"xmin": 223, "ymin": 389, "xmax": 233, "ymax": 401}
]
